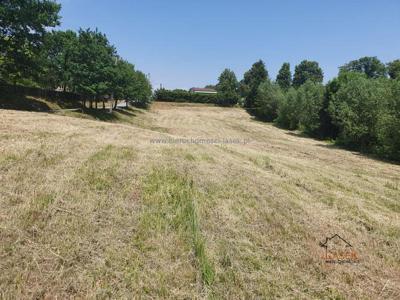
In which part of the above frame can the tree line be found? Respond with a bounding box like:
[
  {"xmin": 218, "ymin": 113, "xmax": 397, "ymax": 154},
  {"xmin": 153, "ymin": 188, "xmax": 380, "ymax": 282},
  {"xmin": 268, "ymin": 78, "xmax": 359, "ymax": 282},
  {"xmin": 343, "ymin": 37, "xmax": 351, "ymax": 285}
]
[
  {"xmin": 155, "ymin": 56, "xmax": 400, "ymax": 161},
  {"xmin": 243, "ymin": 57, "xmax": 400, "ymax": 161},
  {"xmin": 0, "ymin": 0, "xmax": 152, "ymax": 108}
]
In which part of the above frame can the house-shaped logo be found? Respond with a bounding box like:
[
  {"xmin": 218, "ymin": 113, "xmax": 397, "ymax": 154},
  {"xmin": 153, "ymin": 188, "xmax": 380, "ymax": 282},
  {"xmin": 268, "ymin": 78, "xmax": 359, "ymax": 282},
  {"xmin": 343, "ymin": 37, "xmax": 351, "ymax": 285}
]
[{"xmin": 319, "ymin": 234, "xmax": 359, "ymax": 263}]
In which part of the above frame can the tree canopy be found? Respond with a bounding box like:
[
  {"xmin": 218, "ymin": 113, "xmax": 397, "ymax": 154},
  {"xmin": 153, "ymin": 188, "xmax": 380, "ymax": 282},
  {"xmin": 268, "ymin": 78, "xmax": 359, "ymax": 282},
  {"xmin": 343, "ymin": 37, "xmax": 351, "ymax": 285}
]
[
  {"xmin": 253, "ymin": 80, "xmax": 284, "ymax": 121},
  {"xmin": 216, "ymin": 69, "xmax": 239, "ymax": 106},
  {"xmin": 276, "ymin": 62, "xmax": 292, "ymax": 91},
  {"xmin": 0, "ymin": 2, "xmax": 152, "ymax": 108},
  {"xmin": 292, "ymin": 60, "xmax": 323, "ymax": 87},
  {"xmin": 241, "ymin": 60, "xmax": 269, "ymax": 110},
  {"xmin": 40, "ymin": 30, "xmax": 78, "ymax": 90},
  {"xmin": 387, "ymin": 59, "xmax": 400, "ymax": 79},
  {"xmin": 339, "ymin": 56, "xmax": 387, "ymax": 79},
  {"xmin": 0, "ymin": 0, "xmax": 61, "ymax": 83}
]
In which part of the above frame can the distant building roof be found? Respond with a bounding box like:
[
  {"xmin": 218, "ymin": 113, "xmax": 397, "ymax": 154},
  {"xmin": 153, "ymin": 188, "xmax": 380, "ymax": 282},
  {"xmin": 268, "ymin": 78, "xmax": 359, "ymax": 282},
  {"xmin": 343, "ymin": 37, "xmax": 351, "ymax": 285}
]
[{"xmin": 189, "ymin": 87, "xmax": 217, "ymax": 94}]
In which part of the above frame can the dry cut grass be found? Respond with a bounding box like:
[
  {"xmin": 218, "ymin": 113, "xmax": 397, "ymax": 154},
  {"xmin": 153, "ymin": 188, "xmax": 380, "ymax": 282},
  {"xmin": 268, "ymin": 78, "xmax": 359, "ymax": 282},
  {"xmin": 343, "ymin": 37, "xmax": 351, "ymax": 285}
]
[{"xmin": 0, "ymin": 102, "xmax": 400, "ymax": 299}]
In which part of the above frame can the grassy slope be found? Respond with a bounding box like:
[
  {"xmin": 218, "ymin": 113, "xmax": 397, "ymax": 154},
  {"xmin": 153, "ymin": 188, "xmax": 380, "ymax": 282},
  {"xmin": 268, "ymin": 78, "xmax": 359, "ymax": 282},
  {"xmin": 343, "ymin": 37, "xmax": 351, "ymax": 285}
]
[{"xmin": 0, "ymin": 102, "xmax": 399, "ymax": 299}]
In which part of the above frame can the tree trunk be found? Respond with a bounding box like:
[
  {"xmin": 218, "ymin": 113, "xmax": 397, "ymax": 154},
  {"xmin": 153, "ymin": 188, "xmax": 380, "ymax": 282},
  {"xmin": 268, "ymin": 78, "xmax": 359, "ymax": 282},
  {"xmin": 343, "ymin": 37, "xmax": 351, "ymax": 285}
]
[
  {"xmin": 102, "ymin": 100, "xmax": 105, "ymax": 109},
  {"xmin": 114, "ymin": 99, "xmax": 118, "ymax": 109},
  {"xmin": 95, "ymin": 100, "xmax": 98, "ymax": 109}
]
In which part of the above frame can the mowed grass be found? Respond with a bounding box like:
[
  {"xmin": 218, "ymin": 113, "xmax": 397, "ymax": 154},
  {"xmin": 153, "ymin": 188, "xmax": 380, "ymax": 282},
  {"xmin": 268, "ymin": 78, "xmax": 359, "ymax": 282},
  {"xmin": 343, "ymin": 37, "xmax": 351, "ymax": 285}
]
[{"xmin": 0, "ymin": 102, "xmax": 400, "ymax": 298}]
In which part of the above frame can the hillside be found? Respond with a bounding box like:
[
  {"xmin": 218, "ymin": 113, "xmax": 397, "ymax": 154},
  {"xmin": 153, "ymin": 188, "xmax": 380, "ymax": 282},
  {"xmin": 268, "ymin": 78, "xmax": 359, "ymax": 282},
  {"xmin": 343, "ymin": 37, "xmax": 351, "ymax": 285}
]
[{"xmin": 0, "ymin": 102, "xmax": 399, "ymax": 299}]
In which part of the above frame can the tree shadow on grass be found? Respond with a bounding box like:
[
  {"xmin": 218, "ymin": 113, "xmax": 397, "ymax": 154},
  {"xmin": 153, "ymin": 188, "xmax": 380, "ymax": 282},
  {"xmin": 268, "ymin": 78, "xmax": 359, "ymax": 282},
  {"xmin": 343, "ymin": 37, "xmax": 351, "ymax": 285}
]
[
  {"xmin": 284, "ymin": 130, "xmax": 399, "ymax": 165},
  {"xmin": 83, "ymin": 106, "xmax": 144, "ymax": 121},
  {"xmin": 315, "ymin": 142, "xmax": 400, "ymax": 166},
  {"xmin": 0, "ymin": 94, "xmax": 52, "ymax": 112},
  {"xmin": 0, "ymin": 92, "xmax": 82, "ymax": 112},
  {"xmin": 83, "ymin": 108, "xmax": 120, "ymax": 122},
  {"xmin": 114, "ymin": 107, "xmax": 137, "ymax": 117},
  {"xmin": 285, "ymin": 130, "xmax": 313, "ymax": 140}
]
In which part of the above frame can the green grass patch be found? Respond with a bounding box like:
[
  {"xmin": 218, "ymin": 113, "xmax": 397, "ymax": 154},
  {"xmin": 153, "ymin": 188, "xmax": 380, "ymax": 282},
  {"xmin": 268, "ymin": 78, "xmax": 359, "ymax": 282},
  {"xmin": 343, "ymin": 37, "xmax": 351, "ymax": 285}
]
[{"xmin": 140, "ymin": 168, "xmax": 215, "ymax": 287}]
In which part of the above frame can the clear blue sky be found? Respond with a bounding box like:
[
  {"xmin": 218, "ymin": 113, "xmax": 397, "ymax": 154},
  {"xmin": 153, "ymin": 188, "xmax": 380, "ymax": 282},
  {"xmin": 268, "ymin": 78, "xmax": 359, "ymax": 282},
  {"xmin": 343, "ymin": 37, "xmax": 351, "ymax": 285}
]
[{"xmin": 57, "ymin": 0, "xmax": 400, "ymax": 90}]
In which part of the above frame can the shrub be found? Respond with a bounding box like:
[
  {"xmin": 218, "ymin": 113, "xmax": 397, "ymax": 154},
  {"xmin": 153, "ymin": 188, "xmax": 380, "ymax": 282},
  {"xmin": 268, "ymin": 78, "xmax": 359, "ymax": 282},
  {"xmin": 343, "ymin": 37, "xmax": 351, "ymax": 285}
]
[
  {"xmin": 216, "ymin": 92, "xmax": 239, "ymax": 106},
  {"xmin": 253, "ymin": 80, "xmax": 284, "ymax": 121},
  {"xmin": 153, "ymin": 88, "xmax": 219, "ymax": 104}
]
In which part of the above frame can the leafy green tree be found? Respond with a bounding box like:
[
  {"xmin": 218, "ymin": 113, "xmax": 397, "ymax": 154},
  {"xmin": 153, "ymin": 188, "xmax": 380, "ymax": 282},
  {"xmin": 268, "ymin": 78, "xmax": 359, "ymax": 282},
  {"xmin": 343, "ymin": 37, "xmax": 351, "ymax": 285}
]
[
  {"xmin": 216, "ymin": 69, "xmax": 238, "ymax": 93},
  {"xmin": 339, "ymin": 56, "xmax": 386, "ymax": 78},
  {"xmin": 109, "ymin": 58, "xmax": 134, "ymax": 108},
  {"xmin": 0, "ymin": 0, "xmax": 61, "ymax": 84},
  {"xmin": 129, "ymin": 70, "xmax": 152, "ymax": 107},
  {"xmin": 276, "ymin": 88, "xmax": 300, "ymax": 130},
  {"xmin": 253, "ymin": 80, "xmax": 284, "ymax": 121},
  {"xmin": 241, "ymin": 60, "xmax": 269, "ymax": 110},
  {"xmin": 70, "ymin": 28, "xmax": 116, "ymax": 107},
  {"xmin": 276, "ymin": 63, "xmax": 292, "ymax": 91},
  {"xmin": 296, "ymin": 81, "xmax": 325, "ymax": 135},
  {"xmin": 387, "ymin": 59, "xmax": 400, "ymax": 79},
  {"xmin": 216, "ymin": 69, "xmax": 239, "ymax": 106},
  {"xmin": 329, "ymin": 74, "xmax": 390, "ymax": 150},
  {"xmin": 292, "ymin": 60, "xmax": 323, "ymax": 87},
  {"xmin": 40, "ymin": 30, "xmax": 78, "ymax": 90}
]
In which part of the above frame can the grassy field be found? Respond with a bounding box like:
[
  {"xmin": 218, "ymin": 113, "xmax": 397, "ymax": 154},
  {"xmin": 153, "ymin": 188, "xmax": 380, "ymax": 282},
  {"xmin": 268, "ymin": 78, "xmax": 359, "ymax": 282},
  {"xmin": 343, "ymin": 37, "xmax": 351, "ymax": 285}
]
[{"xmin": 0, "ymin": 101, "xmax": 400, "ymax": 299}]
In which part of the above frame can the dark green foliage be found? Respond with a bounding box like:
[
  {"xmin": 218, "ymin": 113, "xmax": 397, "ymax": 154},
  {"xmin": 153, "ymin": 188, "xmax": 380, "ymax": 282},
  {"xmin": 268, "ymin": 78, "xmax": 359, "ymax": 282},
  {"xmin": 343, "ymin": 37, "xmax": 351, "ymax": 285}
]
[
  {"xmin": 0, "ymin": 2, "xmax": 152, "ymax": 109},
  {"xmin": 276, "ymin": 82, "xmax": 324, "ymax": 135},
  {"xmin": 216, "ymin": 69, "xmax": 239, "ymax": 106},
  {"xmin": 276, "ymin": 88, "xmax": 300, "ymax": 130},
  {"xmin": 129, "ymin": 71, "xmax": 152, "ymax": 107},
  {"xmin": 154, "ymin": 89, "xmax": 217, "ymax": 104},
  {"xmin": 253, "ymin": 80, "xmax": 284, "ymax": 121},
  {"xmin": 340, "ymin": 56, "xmax": 387, "ymax": 79},
  {"xmin": 240, "ymin": 60, "xmax": 269, "ymax": 110},
  {"xmin": 276, "ymin": 63, "xmax": 292, "ymax": 91},
  {"xmin": 0, "ymin": 0, "xmax": 61, "ymax": 84},
  {"xmin": 296, "ymin": 81, "xmax": 325, "ymax": 135},
  {"xmin": 216, "ymin": 69, "xmax": 238, "ymax": 94},
  {"xmin": 70, "ymin": 28, "xmax": 116, "ymax": 98},
  {"xmin": 39, "ymin": 30, "xmax": 78, "ymax": 90},
  {"xmin": 319, "ymin": 79, "xmax": 340, "ymax": 138},
  {"xmin": 216, "ymin": 91, "xmax": 239, "ymax": 106},
  {"xmin": 387, "ymin": 60, "xmax": 400, "ymax": 79},
  {"xmin": 292, "ymin": 60, "xmax": 323, "ymax": 87},
  {"xmin": 112, "ymin": 60, "xmax": 152, "ymax": 107},
  {"xmin": 375, "ymin": 79, "xmax": 400, "ymax": 160}
]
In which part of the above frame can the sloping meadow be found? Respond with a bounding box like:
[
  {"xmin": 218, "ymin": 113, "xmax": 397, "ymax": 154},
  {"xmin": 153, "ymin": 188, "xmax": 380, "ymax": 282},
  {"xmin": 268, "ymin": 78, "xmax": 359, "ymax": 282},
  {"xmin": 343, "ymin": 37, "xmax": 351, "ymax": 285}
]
[{"xmin": 1, "ymin": 104, "xmax": 400, "ymax": 298}]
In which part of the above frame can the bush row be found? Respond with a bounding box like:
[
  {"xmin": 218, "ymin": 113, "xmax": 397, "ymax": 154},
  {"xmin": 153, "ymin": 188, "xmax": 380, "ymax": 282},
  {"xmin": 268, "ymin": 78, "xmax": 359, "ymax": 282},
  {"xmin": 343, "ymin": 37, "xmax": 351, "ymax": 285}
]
[
  {"xmin": 153, "ymin": 88, "xmax": 240, "ymax": 107},
  {"xmin": 252, "ymin": 73, "xmax": 400, "ymax": 161},
  {"xmin": 154, "ymin": 89, "xmax": 217, "ymax": 104}
]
